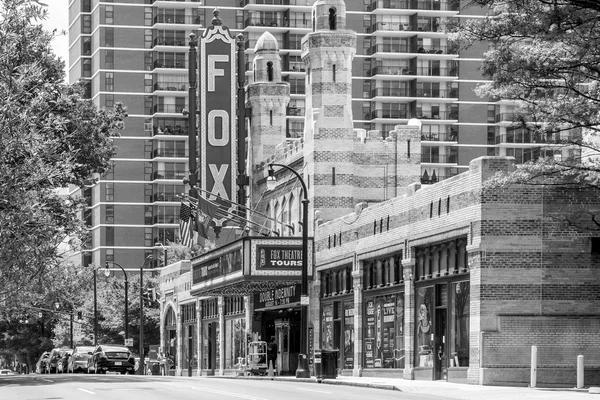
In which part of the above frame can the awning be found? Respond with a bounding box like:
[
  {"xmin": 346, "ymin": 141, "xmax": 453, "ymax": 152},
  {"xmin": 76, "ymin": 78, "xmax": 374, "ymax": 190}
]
[{"xmin": 190, "ymin": 236, "xmax": 313, "ymax": 297}]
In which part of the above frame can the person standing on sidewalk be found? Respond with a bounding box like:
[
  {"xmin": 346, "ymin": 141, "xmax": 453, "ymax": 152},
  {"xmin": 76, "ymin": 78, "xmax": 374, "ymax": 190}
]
[{"xmin": 267, "ymin": 337, "xmax": 278, "ymax": 375}]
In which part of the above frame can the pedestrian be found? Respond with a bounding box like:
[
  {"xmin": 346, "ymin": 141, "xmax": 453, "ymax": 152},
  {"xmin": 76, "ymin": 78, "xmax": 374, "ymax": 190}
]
[{"xmin": 267, "ymin": 337, "xmax": 277, "ymax": 374}]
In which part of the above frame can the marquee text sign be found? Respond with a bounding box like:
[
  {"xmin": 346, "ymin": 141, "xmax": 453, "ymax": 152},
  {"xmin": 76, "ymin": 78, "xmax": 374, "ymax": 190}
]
[
  {"xmin": 200, "ymin": 23, "xmax": 237, "ymax": 225},
  {"xmin": 256, "ymin": 246, "xmax": 303, "ymax": 270},
  {"xmin": 253, "ymin": 283, "xmax": 301, "ymax": 310},
  {"xmin": 192, "ymin": 248, "xmax": 242, "ymax": 285}
]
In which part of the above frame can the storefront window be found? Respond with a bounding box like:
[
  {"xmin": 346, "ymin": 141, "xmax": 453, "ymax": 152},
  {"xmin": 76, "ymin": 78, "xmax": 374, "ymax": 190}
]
[
  {"xmin": 449, "ymin": 281, "xmax": 470, "ymax": 367},
  {"xmin": 343, "ymin": 302, "xmax": 354, "ymax": 369},
  {"xmin": 415, "ymin": 286, "xmax": 434, "ymax": 368},
  {"xmin": 364, "ymin": 292, "xmax": 405, "ymax": 368},
  {"xmin": 225, "ymin": 318, "xmax": 247, "ymax": 369},
  {"xmin": 182, "ymin": 324, "xmax": 196, "ymax": 370},
  {"xmin": 321, "ymin": 304, "xmax": 333, "ymax": 349},
  {"xmin": 202, "ymin": 321, "xmax": 219, "ymax": 370}
]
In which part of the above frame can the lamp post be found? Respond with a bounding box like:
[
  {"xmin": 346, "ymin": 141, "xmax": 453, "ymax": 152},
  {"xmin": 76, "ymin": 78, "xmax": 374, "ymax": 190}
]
[
  {"xmin": 267, "ymin": 163, "xmax": 310, "ymax": 379},
  {"xmin": 104, "ymin": 262, "xmax": 129, "ymax": 346},
  {"xmin": 53, "ymin": 299, "xmax": 73, "ymax": 349},
  {"xmin": 138, "ymin": 254, "xmax": 153, "ymax": 375},
  {"xmin": 154, "ymin": 242, "xmax": 167, "ymax": 267}
]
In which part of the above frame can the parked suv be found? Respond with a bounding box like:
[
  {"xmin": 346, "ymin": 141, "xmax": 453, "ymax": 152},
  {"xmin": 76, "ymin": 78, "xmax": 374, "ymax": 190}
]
[
  {"xmin": 45, "ymin": 348, "xmax": 72, "ymax": 374},
  {"xmin": 87, "ymin": 345, "xmax": 135, "ymax": 374},
  {"xmin": 68, "ymin": 346, "xmax": 95, "ymax": 373}
]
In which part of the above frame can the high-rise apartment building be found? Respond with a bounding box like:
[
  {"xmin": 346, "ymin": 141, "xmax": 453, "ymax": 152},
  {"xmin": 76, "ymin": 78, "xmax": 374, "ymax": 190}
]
[{"xmin": 69, "ymin": 0, "xmax": 565, "ymax": 268}]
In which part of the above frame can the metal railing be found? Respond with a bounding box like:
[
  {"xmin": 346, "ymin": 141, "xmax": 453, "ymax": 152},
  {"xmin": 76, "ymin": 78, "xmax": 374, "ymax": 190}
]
[
  {"xmin": 153, "ymin": 149, "xmax": 187, "ymax": 158},
  {"xmin": 153, "ymin": 171, "xmax": 187, "ymax": 180},
  {"xmin": 153, "ymin": 104, "xmax": 187, "ymax": 114},
  {"xmin": 154, "ymin": 82, "xmax": 188, "ymax": 91},
  {"xmin": 154, "ymin": 15, "xmax": 202, "ymax": 25}
]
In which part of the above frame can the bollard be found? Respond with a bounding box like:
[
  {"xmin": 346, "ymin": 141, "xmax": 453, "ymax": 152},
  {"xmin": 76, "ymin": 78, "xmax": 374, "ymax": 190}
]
[
  {"xmin": 577, "ymin": 355, "xmax": 584, "ymax": 389},
  {"xmin": 268, "ymin": 360, "xmax": 274, "ymax": 380},
  {"xmin": 530, "ymin": 346, "xmax": 537, "ymax": 388}
]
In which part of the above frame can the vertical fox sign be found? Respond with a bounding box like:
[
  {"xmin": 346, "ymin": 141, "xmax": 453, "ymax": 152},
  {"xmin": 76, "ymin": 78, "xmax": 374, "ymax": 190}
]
[{"xmin": 200, "ymin": 10, "xmax": 237, "ymax": 227}]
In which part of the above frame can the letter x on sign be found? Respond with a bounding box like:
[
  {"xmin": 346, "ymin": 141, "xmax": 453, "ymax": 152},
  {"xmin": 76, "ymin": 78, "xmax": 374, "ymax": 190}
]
[{"xmin": 209, "ymin": 164, "xmax": 229, "ymax": 200}]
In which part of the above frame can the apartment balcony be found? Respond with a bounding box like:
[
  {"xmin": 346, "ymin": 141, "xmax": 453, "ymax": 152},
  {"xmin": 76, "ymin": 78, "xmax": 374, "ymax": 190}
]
[
  {"xmin": 242, "ymin": 0, "xmax": 312, "ymax": 5},
  {"xmin": 152, "ymin": 171, "xmax": 186, "ymax": 180},
  {"xmin": 287, "ymin": 107, "xmax": 305, "ymax": 116},
  {"xmin": 153, "ymin": 124, "xmax": 187, "ymax": 135},
  {"xmin": 245, "ymin": 17, "xmax": 282, "ymax": 28},
  {"xmin": 153, "ymin": 104, "xmax": 187, "ymax": 114},
  {"xmin": 153, "ymin": 37, "xmax": 186, "ymax": 47},
  {"xmin": 367, "ymin": 0, "xmax": 411, "ymax": 10},
  {"xmin": 153, "ymin": 215, "xmax": 179, "ymax": 224},
  {"xmin": 416, "ymin": 110, "xmax": 458, "ymax": 120},
  {"xmin": 153, "ymin": 0, "xmax": 201, "ymax": 3},
  {"xmin": 287, "ymin": 129, "xmax": 303, "ymax": 138},
  {"xmin": 153, "ymin": 15, "xmax": 202, "ymax": 25},
  {"xmin": 415, "ymin": 67, "xmax": 458, "ymax": 77},
  {"xmin": 495, "ymin": 128, "xmax": 582, "ymax": 145},
  {"xmin": 153, "ymin": 60, "xmax": 186, "ymax": 69},
  {"xmin": 153, "ymin": 193, "xmax": 180, "ymax": 202},
  {"xmin": 366, "ymin": 22, "xmax": 414, "ymax": 34},
  {"xmin": 417, "ymin": 0, "xmax": 460, "ymax": 11},
  {"xmin": 371, "ymin": 88, "xmax": 412, "ymax": 98},
  {"xmin": 421, "ymin": 131, "xmax": 458, "ymax": 142},
  {"xmin": 154, "ymin": 82, "xmax": 188, "ymax": 91},
  {"xmin": 367, "ymin": 44, "xmax": 411, "ymax": 55},
  {"xmin": 153, "ymin": 149, "xmax": 187, "ymax": 158},
  {"xmin": 421, "ymin": 154, "xmax": 457, "ymax": 164},
  {"xmin": 416, "ymin": 88, "xmax": 458, "ymax": 99},
  {"xmin": 366, "ymin": 110, "xmax": 410, "ymax": 120},
  {"xmin": 417, "ymin": 45, "xmax": 458, "ymax": 55}
]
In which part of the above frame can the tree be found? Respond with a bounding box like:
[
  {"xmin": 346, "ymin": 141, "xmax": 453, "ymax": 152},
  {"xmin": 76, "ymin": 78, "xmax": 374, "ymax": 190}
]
[
  {"xmin": 0, "ymin": 0, "xmax": 127, "ymax": 302},
  {"xmin": 448, "ymin": 0, "xmax": 600, "ymax": 230}
]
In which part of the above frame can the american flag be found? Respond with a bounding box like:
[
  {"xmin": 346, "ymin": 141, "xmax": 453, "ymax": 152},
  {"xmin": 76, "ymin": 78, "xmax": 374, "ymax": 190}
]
[{"xmin": 179, "ymin": 201, "xmax": 197, "ymax": 247}]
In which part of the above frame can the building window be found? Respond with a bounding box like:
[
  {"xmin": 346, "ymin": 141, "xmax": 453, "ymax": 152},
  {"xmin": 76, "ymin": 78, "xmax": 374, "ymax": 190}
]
[
  {"xmin": 145, "ymin": 73, "xmax": 153, "ymax": 93},
  {"xmin": 144, "ymin": 96, "xmax": 153, "ymax": 115},
  {"xmin": 145, "ymin": 227, "xmax": 153, "ymax": 247},
  {"xmin": 104, "ymin": 94, "xmax": 114, "ymax": 108},
  {"xmin": 105, "ymin": 72, "xmax": 114, "ymax": 91},
  {"xmin": 105, "ymin": 5, "xmax": 114, "ymax": 24},
  {"xmin": 449, "ymin": 281, "xmax": 470, "ymax": 368},
  {"xmin": 106, "ymin": 226, "xmax": 114, "ymax": 246},
  {"xmin": 82, "ymin": 36, "xmax": 91, "ymax": 56},
  {"xmin": 145, "ymin": 29, "xmax": 153, "ymax": 49},
  {"xmin": 104, "ymin": 28, "xmax": 114, "ymax": 48},
  {"xmin": 105, "ymin": 205, "xmax": 114, "ymax": 224},
  {"xmin": 105, "ymin": 248, "xmax": 114, "ymax": 262},
  {"xmin": 144, "ymin": 7, "xmax": 153, "ymax": 26},
  {"xmin": 81, "ymin": 0, "xmax": 91, "ymax": 13},
  {"xmin": 82, "ymin": 58, "xmax": 92, "ymax": 78},
  {"xmin": 105, "ymin": 182, "xmax": 114, "ymax": 202},
  {"xmin": 363, "ymin": 293, "xmax": 404, "ymax": 369},
  {"xmin": 82, "ymin": 15, "xmax": 92, "ymax": 34}
]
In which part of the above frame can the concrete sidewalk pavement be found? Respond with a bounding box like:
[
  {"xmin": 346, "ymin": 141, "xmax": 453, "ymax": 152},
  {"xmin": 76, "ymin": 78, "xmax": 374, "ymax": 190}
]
[{"xmin": 208, "ymin": 374, "xmax": 597, "ymax": 399}]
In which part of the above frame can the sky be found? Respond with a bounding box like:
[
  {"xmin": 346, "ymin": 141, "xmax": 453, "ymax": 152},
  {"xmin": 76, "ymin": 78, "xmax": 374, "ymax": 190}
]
[{"xmin": 44, "ymin": 0, "xmax": 70, "ymax": 79}]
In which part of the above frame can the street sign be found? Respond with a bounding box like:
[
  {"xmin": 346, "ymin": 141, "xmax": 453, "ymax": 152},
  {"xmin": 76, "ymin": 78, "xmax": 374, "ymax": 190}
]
[
  {"xmin": 301, "ymin": 295, "xmax": 309, "ymax": 306},
  {"xmin": 125, "ymin": 338, "xmax": 133, "ymax": 346}
]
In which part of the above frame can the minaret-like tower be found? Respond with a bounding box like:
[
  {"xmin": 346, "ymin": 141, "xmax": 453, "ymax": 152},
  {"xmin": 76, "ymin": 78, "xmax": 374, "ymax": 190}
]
[
  {"xmin": 302, "ymin": 0, "xmax": 357, "ymax": 223},
  {"xmin": 247, "ymin": 32, "xmax": 290, "ymax": 168}
]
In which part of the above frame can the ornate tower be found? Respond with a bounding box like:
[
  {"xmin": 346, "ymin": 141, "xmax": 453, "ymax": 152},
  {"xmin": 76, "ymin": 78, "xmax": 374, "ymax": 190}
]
[
  {"xmin": 247, "ymin": 32, "xmax": 290, "ymax": 168},
  {"xmin": 301, "ymin": 0, "xmax": 357, "ymax": 223}
]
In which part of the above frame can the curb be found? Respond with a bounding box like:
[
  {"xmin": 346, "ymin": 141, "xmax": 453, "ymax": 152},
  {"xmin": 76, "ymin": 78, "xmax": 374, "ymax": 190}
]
[{"xmin": 206, "ymin": 375, "xmax": 400, "ymax": 391}]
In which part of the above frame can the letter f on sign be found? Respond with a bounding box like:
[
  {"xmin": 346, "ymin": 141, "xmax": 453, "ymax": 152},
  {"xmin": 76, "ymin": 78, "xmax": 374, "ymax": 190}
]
[{"xmin": 208, "ymin": 55, "xmax": 228, "ymax": 92}]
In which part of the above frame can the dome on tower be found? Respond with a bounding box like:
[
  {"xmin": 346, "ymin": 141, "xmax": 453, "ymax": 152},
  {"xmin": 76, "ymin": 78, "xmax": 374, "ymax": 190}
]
[
  {"xmin": 254, "ymin": 31, "xmax": 279, "ymax": 52},
  {"xmin": 312, "ymin": 0, "xmax": 347, "ymax": 31}
]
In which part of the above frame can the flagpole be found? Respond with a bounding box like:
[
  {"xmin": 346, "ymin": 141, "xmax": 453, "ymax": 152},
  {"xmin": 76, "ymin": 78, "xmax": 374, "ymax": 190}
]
[{"xmin": 187, "ymin": 187, "xmax": 295, "ymax": 233}]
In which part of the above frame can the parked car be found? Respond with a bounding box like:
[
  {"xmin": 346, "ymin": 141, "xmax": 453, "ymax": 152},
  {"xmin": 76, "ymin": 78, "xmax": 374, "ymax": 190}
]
[
  {"xmin": 87, "ymin": 345, "xmax": 135, "ymax": 374},
  {"xmin": 0, "ymin": 369, "xmax": 16, "ymax": 375},
  {"xmin": 35, "ymin": 352, "xmax": 50, "ymax": 374},
  {"xmin": 44, "ymin": 348, "xmax": 72, "ymax": 374},
  {"xmin": 57, "ymin": 349, "xmax": 73, "ymax": 373},
  {"xmin": 68, "ymin": 346, "xmax": 95, "ymax": 373}
]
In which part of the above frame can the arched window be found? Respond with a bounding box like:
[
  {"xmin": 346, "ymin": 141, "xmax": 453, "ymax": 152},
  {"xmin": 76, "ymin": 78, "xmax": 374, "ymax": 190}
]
[
  {"xmin": 289, "ymin": 194, "xmax": 296, "ymax": 235},
  {"xmin": 281, "ymin": 198, "xmax": 288, "ymax": 235},
  {"xmin": 274, "ymin": 201, "xmax": 281, "ymax": 236},
  {"xmin": 329, "ymin": 7, "xmax": 337, "ymax": 30},
  {"xmin": 267, "ymin": 61, "xmax": 273, "ymax": 82}
]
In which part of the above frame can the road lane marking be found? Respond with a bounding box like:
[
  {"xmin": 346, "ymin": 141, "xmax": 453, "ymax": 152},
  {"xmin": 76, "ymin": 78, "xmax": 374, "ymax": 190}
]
[
  {"xmin": 42, "ymin": 379, "xmax": 53, "ymax": 383},
  {"xmin": 296, "ymin": 388, "xmax": 331, "ymax": 394},
  {"xmin": 78, "ymin": 388, "xmax": 96, "ymax": 395},
  {"xmin": 162, "ymin": 382, "xmax": 267, "ymax": 400}
]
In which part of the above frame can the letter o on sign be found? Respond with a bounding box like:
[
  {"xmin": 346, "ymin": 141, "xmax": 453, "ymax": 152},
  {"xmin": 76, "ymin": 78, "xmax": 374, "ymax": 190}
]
[{"xmin": 208, "ymin": 109, "xmax": 230, "ymax": 147}]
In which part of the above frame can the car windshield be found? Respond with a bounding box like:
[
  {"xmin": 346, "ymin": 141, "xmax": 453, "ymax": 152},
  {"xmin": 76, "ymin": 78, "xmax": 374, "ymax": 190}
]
[{"xmin": 76, "ymin": 347, "xmax": 95, "ymax": 354}]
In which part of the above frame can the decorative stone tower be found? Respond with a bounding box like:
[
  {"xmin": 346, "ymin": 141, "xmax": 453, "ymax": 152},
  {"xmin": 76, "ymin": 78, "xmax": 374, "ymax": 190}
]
[
  {"xmin": 302, "ymin": 0, "xmax": 357, "ymax": 222},
  {"xmin": 247, "ymin": 32, "xmax": 291, "ymax": 206}
]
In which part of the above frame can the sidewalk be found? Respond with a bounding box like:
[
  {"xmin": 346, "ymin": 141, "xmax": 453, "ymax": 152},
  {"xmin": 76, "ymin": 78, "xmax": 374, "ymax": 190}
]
[{"xmin": 210, "ymin": 374, "xmax": 597, "ymax": 400}]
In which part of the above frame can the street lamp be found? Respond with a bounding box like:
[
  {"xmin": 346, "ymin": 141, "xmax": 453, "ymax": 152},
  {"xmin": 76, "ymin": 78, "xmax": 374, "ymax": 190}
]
[
  {"xmin": 155, "ymin": 242, "xmax": 168, "ymax": 267},
  {"xmin": 104, "ymin": 261, "xmax": 129, "ymax": 346},
  {"xmin": 138, "ymin": 254, "xmax": 153, "ymax": 375},
  {"xmin": 267, "ymin": 163, "xmax": 310, "ymax": 379},
  {"xmin": 53, "ymin": 299, "xmax": 73, "ymax": 349}
]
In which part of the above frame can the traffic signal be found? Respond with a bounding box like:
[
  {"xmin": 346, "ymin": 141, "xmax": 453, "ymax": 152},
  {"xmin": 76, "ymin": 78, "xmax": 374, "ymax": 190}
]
[{"xmin": 77, "ymin": 311, "xmax": 82, "ymax": 321}]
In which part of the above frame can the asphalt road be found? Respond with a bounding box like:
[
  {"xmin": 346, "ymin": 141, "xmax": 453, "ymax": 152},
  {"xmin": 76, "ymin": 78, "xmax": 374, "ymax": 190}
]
[{"xmin": 0, "ymin": 374, "xmax": 445, "ymax": 400}]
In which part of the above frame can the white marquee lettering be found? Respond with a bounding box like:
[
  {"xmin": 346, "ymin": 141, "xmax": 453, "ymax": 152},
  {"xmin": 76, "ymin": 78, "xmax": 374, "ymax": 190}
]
[
  {"xmin": 208, "ymin": 54, "xmax": 228, "ymax": 92},
  {"xmin": 209, "ymin": 164, "xmax": 229, "ymax": 200},
  {"xmin": 207, "ymin": 110, "xmax": 230, "ymax": 147}
]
